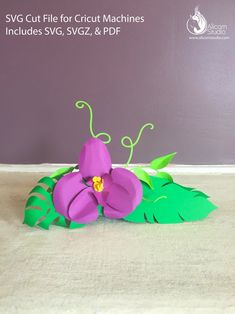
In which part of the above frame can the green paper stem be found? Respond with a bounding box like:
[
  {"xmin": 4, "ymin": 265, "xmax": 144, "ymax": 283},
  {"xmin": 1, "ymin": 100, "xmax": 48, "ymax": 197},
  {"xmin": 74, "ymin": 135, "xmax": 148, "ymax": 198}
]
[
  {"xmin": 121, "ymin": 123, "xmax": 154, "ymax": 166},
  {"xmin": 75, "ymin": 100, "xmax": 112, "ymax": 144}
]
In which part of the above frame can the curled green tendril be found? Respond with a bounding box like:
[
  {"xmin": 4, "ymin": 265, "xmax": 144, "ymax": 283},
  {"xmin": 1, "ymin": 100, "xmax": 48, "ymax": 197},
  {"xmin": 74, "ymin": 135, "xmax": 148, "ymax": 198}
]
[
  {"xmin": 75, "ymin": 100, "xmax": 112, "ymax": 144},
  {"xmin": 121, "ymin": 123, "xmax": 154, "ymax": 166}
]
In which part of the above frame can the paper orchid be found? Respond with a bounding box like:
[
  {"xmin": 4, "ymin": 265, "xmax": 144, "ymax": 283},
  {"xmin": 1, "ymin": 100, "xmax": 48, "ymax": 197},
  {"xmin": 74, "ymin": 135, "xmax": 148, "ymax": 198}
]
[
  {"xmin": 23, "ymin": 100, "xmax": 217, "ymax": 230},
  {"xmin": 53, "ymin": 138, "xmax": 142, "ymax": 223}
]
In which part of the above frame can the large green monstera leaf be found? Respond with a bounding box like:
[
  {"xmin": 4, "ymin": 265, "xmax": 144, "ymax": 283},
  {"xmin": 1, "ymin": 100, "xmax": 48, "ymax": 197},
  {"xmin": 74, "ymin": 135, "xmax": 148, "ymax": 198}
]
[
  {"xmin": 23, "ymin": 167, "xmax": 85, "ymax": 230},
  {"xmin": 123, "ymin": 176, "xmax": 217, "ymax": 223}
]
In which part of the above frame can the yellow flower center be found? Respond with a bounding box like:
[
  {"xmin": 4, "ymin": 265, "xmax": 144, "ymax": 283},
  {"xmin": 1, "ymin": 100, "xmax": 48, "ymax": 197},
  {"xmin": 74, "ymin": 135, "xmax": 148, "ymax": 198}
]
[{"xmin": 92, "ymin": 176, "xmax": 104, "ymax": 192}]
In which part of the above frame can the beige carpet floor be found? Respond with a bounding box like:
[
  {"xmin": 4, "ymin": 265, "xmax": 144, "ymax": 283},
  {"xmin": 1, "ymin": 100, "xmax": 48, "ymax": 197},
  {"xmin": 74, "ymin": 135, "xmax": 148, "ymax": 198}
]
[{"xmin": 0, "ymin": 173, "xmax": 234, "ymax": 314}]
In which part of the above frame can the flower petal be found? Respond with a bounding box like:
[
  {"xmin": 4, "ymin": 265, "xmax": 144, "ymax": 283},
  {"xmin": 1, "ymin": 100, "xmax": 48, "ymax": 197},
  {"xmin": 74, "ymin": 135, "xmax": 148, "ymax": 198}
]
[
  {"xmin": 103, "ymin": 168, "xmax": 143, "ymax": 219},
  {"xmin": 53, "ymin": 172, "xmax": 86, "ymax": 219},
  {"xmin": 110, "ymin": 168, "xmax": 142, "ymax": 207},
  {"xmin": 103, "ymin": 183, "xmax": 133, "ymax": 219},
  {"xmin": 68, "ymin": 187, "xmax": 98, "ymax": 224},
  {"xmin": 79, "ymin": 138, "xmax": 112, "ymax": 179}
]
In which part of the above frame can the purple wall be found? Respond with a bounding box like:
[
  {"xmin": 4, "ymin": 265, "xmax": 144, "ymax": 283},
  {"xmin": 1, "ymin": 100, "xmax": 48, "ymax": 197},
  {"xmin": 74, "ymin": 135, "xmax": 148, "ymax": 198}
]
[{"xmin": 1, "ymin": 0, "xmax": 235, "ymax": 164}]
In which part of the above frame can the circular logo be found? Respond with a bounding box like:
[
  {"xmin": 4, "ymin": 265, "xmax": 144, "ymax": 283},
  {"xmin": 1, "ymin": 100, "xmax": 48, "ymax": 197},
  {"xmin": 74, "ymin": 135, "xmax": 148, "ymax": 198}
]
[{"xmin": 186, "ymin": 7, "xmax": 207, "ymax": 35}]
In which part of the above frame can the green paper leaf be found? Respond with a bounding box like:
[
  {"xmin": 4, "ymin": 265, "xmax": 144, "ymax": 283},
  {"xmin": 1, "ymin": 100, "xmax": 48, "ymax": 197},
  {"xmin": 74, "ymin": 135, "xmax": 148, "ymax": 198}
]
[
  {"xmin": 68, "ymin": 221, "xmax": 86, "ymax": 229},
  {"xmin": 98, "ymin": 205, "xmax": 103, "ymax": 216},
  {"xmin": 123, "ymin": 176, "xmax": 217, "ymax": 224},
  {"xmin": 131, "ymin": 167, "xmax": 153, "ymax": 189},
  {"xmin": 156, "ymin": 171, "xmax": 173, "ymax": 182},
  {"xmin": 38, "ymin": 176, "xmax": 55, "ymax": 190},
  {"xmin": 24, "ymin": 180, "xmax": 69, "ymax": 229},
  {"xmin": 23, "ymin": 166, "xmax": 85, "ymax": 230},
  {"xmin": 50, "ymin": 166, "xmax": 75, "ymax": 180},
  {"xmin": 150, "ymin": 152, "xmax": 177, "ymax": 170}
]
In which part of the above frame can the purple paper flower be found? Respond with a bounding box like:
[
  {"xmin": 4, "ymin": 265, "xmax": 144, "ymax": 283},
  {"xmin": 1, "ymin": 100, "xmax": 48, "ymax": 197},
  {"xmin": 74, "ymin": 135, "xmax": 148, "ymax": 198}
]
[{"xmin": 53, "ymin": 138, "xmax": 142, "ymax": 224}]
